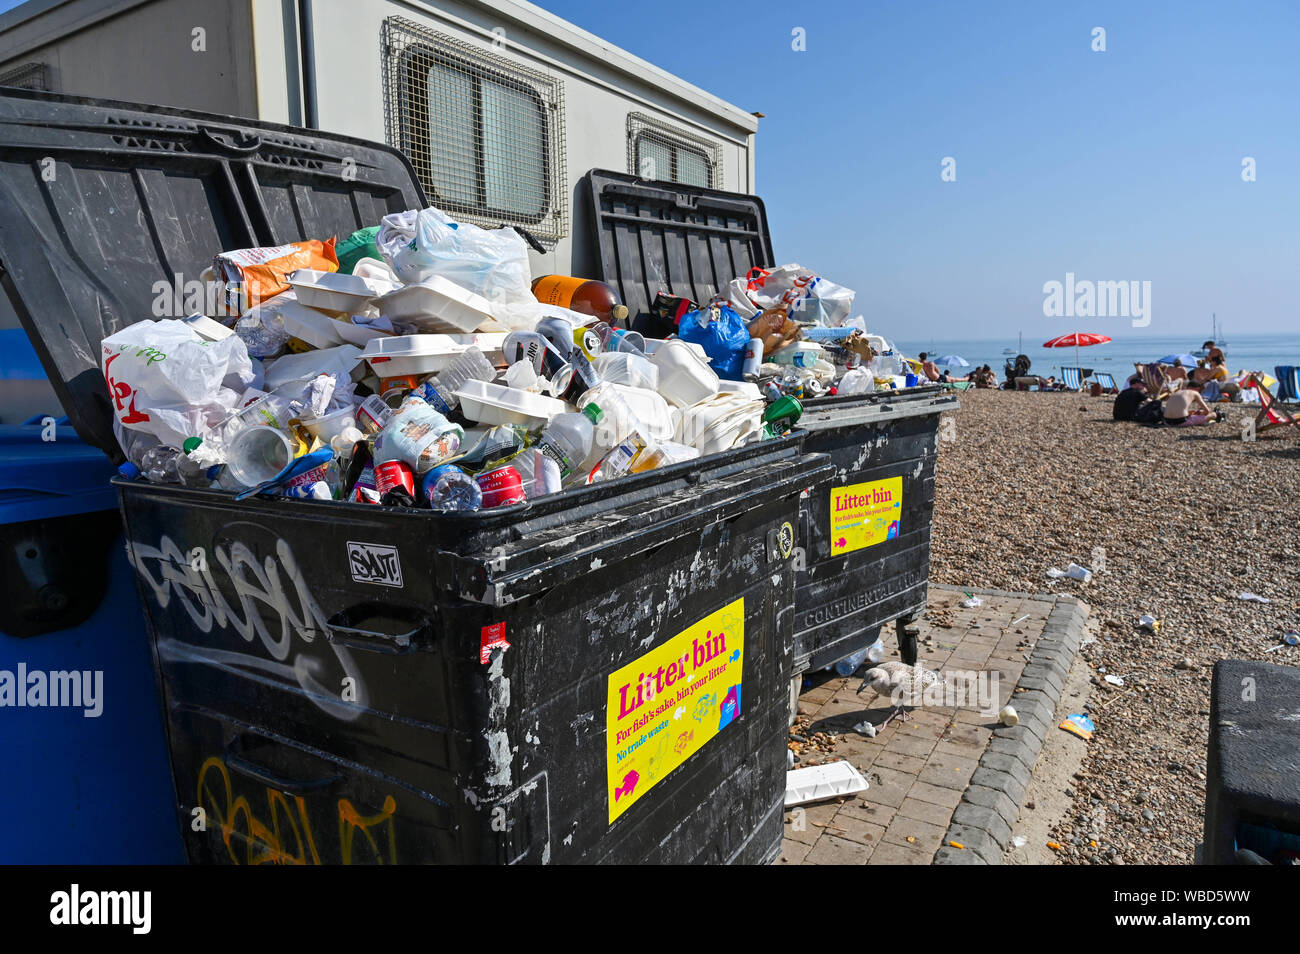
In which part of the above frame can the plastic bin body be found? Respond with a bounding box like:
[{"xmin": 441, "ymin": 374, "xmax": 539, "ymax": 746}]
[
  {"xmin": 0, "ymin": 420, "xmax": 182, "ymax": 863},
  {"xmin": 0, "ymin": 91, "xmax": 832, "ymax": 863},
  {"xmin": 793, "ymin": 386, "xmax": 958, "ymax": 673},
  {"xmin": 119, "ymin": 438, "xmax": 826, "ymax": 864},
  {"xmin": 1203, "ymin": 659, "xmax": 1300, "ymax": 864}
]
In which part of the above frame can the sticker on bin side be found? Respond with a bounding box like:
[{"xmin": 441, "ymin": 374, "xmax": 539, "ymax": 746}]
[
  {"xmin": 480, "ymin": 622, "xmax": 510, "ymax": 663},
  {"xmin": 830, "ymin": 476, "xmax": 902, "ymax": 555},
  {"xmin": 606, "ymin": 597, "xmax": 745, "ymax": 824},
  {"xmin": 347, "ymin": 541, "xmax": 404, "ymax": 587}
]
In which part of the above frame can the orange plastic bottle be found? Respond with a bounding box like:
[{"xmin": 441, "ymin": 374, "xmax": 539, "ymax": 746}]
[{"xmin": 531, "ymin": 275, "xmax": 630, "ymax": 325}]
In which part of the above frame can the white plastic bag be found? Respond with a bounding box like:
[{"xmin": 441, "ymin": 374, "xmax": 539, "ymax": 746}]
[
  {"xmin": 744, "ymin": 264, "xmax": 856, "ymax": 326},
  {"xmin": 838, "ymin": 367, "xmax": 875, "ymax": 395},
  {"xmin": 378, "ymin": 206, "xmax": 533, "ymax": 307},
  {"xmin": 101, "ymin": 319, "xmax": 255, "ymax": 449}
]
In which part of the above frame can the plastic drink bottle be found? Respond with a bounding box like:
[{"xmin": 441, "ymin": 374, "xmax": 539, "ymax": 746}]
[
  {"xmin": 534, "ymin": 405, "xmax": 599, "ymax": 479},
  {"xmin": 530, "ymin": 275, "xmax": 630, "ymax": 325},
  {"xmin": 416, "ymin": 347, "xmax": 496, "ymax": 414},
  {"xmin": 422, "ymin": 464, "xmax": 483, "ymax": 511}
]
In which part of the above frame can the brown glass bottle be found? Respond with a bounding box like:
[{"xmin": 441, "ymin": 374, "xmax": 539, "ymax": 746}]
[{"xmin": 531, "ymin": 275, "xmax": 630, "ymax": 325}]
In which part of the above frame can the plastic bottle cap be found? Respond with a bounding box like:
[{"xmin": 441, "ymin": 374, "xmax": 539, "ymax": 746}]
[
  {"xmin": 582, "ymin": 403, "xmax": 604, "ymax": 425},
  {"xmin": 117, "ymin": 462, "xmax": 141, "ymax": 479},
  {"xmin": 183, "ymin": 436, "xmax": 203, "ymax": 454}
]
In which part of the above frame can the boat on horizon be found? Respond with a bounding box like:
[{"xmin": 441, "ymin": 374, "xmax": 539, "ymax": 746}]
[{"xmin": 1193, "ymin": 313, "xmax": 1227, "ymax": 357}]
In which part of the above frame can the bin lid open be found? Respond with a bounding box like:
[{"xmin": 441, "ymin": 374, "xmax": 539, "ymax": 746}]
[
  {"xmin": 0, "ymin": 89, "xmax": 426, "ymax": 458},
  {"xmin": 582, "ymin": 169, "xmax": 773, "ymax": 329}
]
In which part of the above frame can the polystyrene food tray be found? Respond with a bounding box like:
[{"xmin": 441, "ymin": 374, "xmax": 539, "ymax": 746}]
[{"xmin": 455, "ymin": 379, "xmax": 566, "ymax": 429}]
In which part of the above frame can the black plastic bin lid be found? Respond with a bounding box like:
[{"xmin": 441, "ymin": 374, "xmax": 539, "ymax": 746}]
[
  {"xmin": 583, "ymin": 169, "xmax": 774, "ymax": 330},
  {"xmin": 0, "ymin": 89, "xmax": 427, "ymax": 458}
]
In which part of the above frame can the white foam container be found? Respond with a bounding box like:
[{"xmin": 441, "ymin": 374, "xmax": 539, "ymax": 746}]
[
  {"xmin": 376, "ymin": 276, "xmax": 497, "ymax": 334},
  {"xmin": 359, "ymin": 334, "xmax": 469, "ymax": 379},
  {"xmin": 287, "ymin": 268, "xmax": 389, "ymax": 314},
  {"xmin": 650, "ymin": 338, "xmax": 720, "ymax": 408},
  {"xmin": 277, "ymin": 299, "xmax": 350, "ymax": 349},
  {"xmin": 331, "ymin": 317, "xmax": 393, "ymax": 347},
  {"xmin": 611, "ymin": 384, "xmax": 675, "ymax": 441},
  {"xmin": 300, "ymin": 405, "xmax": 358, "ymax": 444},
  {"xmin": 784, "ymin": 761, "xmax": 869, "ymax": 807},
  {"xmin": 455, "ymin": 379, "xmax": 566, "ymax": 429}
]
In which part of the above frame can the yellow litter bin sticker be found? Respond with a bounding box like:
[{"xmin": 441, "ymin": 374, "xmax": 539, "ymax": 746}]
[
  {"xmin": 606, "ymin": 598, "xmax": 745, "ymax": 823},
  {"xmin": 830, "ymin": 476, "xmax": 903, "ymax": 555}
]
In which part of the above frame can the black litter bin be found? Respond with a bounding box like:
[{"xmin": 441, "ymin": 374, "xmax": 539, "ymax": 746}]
[
  {"xmin": 1, "ymin": 90, "xmax": 833, "ymax": 864},
  {"xmin": 584, "ymin": 170, "xmax": 959, "ymax": 688},
  {"xmin": 1203, "ymin": 659, "xmax": 1300, "ymax": 865},
  {"xmin": 794, "ymin": 387, "xmax": 957, "ymax": 677}
]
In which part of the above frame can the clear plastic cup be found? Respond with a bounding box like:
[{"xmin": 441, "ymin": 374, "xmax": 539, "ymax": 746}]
[{"xmin": 225, "ymin": 426, "xmax": 296, "ymax": 487}]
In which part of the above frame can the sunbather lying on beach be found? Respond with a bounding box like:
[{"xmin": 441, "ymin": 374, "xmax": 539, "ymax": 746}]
[{"xmin": 1163, "ymin": 383, "xmax": 1222, "ymax": 425}]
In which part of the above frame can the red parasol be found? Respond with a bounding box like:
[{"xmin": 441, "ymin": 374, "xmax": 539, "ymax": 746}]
[{"xmin": 1043, "ymin": 332, "xmax": 1112, "ymax": 368}]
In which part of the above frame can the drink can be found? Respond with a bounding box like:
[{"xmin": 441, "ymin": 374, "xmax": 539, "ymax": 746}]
[
  {"xmin": 374, "ymin": 459, "xmax": 414, "ymax": 497},
  {"xmin": 743, "ymin": 337, "xmax": 764, "ymax": 379},
  {"xmin": 476, "ymin": 465, "xmax": 525, "ymax": 509}
]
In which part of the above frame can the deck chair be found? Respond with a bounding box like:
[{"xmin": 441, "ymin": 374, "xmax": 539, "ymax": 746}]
[
  {"xmin": 1245, "ymin": 373, "xmax": 1299, "ymax": 435},
  {"xmin": 1061, "ymin": 367, "xmax": 1084, "ymax": 391},
  {"xmin": 1135, "ymin": 363, "xmax": 1170, "ymax": 399},
  {"xmin": 1094, "ymin": 371, "xmax": 1117, "ymax": 392},
  {"xmin": 1275, "ymin": 366, "xmax": 1300, "ymax": 403}
]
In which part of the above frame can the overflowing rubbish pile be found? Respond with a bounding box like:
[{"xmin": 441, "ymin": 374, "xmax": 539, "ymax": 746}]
[{"xmin": 103, "ymin": 205, "xmax": 922, "ymax": 511}]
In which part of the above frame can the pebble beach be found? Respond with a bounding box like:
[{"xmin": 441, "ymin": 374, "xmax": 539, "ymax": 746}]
[{"xmin": 929, "ymin": 388, "xmax": 1300, "ymax": 865}]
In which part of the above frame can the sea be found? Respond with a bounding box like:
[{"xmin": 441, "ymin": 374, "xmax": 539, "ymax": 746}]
[{"xmin": 890, "ymin": 332, "xmax": 1300, "ymax": 385}]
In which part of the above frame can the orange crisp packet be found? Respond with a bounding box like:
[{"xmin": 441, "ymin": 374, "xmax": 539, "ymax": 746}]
[{"xmin": 215, "ymin": 238, "xmax": 338, "ymax": 311}]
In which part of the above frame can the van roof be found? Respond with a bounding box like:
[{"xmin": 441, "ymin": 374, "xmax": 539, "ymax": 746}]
[{"xmin": 0, "ymin": 0, "xmax": 760, "ymax": 133}]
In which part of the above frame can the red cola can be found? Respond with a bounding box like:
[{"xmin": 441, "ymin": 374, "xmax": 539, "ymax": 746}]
[
  {"xmin": 476, "ymin": 465, "xmax": 525, "ymax": 508},
  {"xmin": 374, "ymin": 459, "xmax": 414, "ymax": 497}
]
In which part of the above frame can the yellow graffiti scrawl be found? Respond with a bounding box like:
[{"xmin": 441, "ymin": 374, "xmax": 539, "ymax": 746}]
[{"xmin": 196, "ymin": 756, "xmax": 397, "ymax": 864}]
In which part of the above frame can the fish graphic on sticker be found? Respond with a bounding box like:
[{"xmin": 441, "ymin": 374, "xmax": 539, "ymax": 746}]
[
  {"xmin": 886, "ymin": 520, "xmax": 900, "ymax": 540},
  {"xmin": 673, "ymin": 729, "xmax": 694, "ymax": 754},
  {"xmin": 834, "ymin": 537, "xmax": 847, "ymax": 549},
  {"xmin": 692, "ymin": 692, "xmax": 717, "ymax": 723},
  {"xmin": 717, "ymin": 685, "xmax": 741, "ymax": 731},
  {"xmin": 613, "ymin": 769, "xmax": 640, "ymax": 802}
]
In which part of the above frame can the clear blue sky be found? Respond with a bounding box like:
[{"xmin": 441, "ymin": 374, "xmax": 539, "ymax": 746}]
[{"xmin": 544, "ymin": 0, "xmax": 1297, "ymax": 340}]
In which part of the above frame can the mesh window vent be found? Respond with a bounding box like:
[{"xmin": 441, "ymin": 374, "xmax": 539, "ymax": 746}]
[
  {"xmin": 383, "ymin": 16, "xmax": 568, "ymax": 244},
  {"xmin": 627, "ymin": 112, "xmax": 722, "ymax": 190}
]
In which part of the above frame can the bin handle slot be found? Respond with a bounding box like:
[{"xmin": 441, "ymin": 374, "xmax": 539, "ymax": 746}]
[
  {"xmin": 325, "ymin": 603, "xmax": 433, "ymax": 655},
  {"xmin": 224, "ymin": 735, "xmax": 342, "ymax": 796},
  {"xmin": 200, "ymin": 127, "xmax": 264, "ymax": 155}
]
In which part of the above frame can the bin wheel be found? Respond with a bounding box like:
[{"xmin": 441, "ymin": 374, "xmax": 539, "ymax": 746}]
[{"xmin": 897, "ymin": 616, "xmax": 920, "ymax": 665}]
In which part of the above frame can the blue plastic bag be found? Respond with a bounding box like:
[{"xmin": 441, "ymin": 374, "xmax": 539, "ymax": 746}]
[{"xmin": 678, "ymin": 303, "xmax": 749, "ymax": 380}]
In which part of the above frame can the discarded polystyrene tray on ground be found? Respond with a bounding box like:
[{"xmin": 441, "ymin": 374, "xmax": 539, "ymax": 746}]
[
  {"xmin": 359, "ymin": 334, "xmax": 470, "ymax": 379},
  {"xmin": 287, "ymin": 268, "xmax": 389, "ymax": 314},
  {"xmin": 784, "ymin": 761, "xmax": 869, "ymax": 807},
  {"xmin": 376, "ymin": 275, "xmax": 498, "ymax": 334},
  {"xmin": 455, "ymin": 379, "xmax": 566, "ymax": 429}
]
